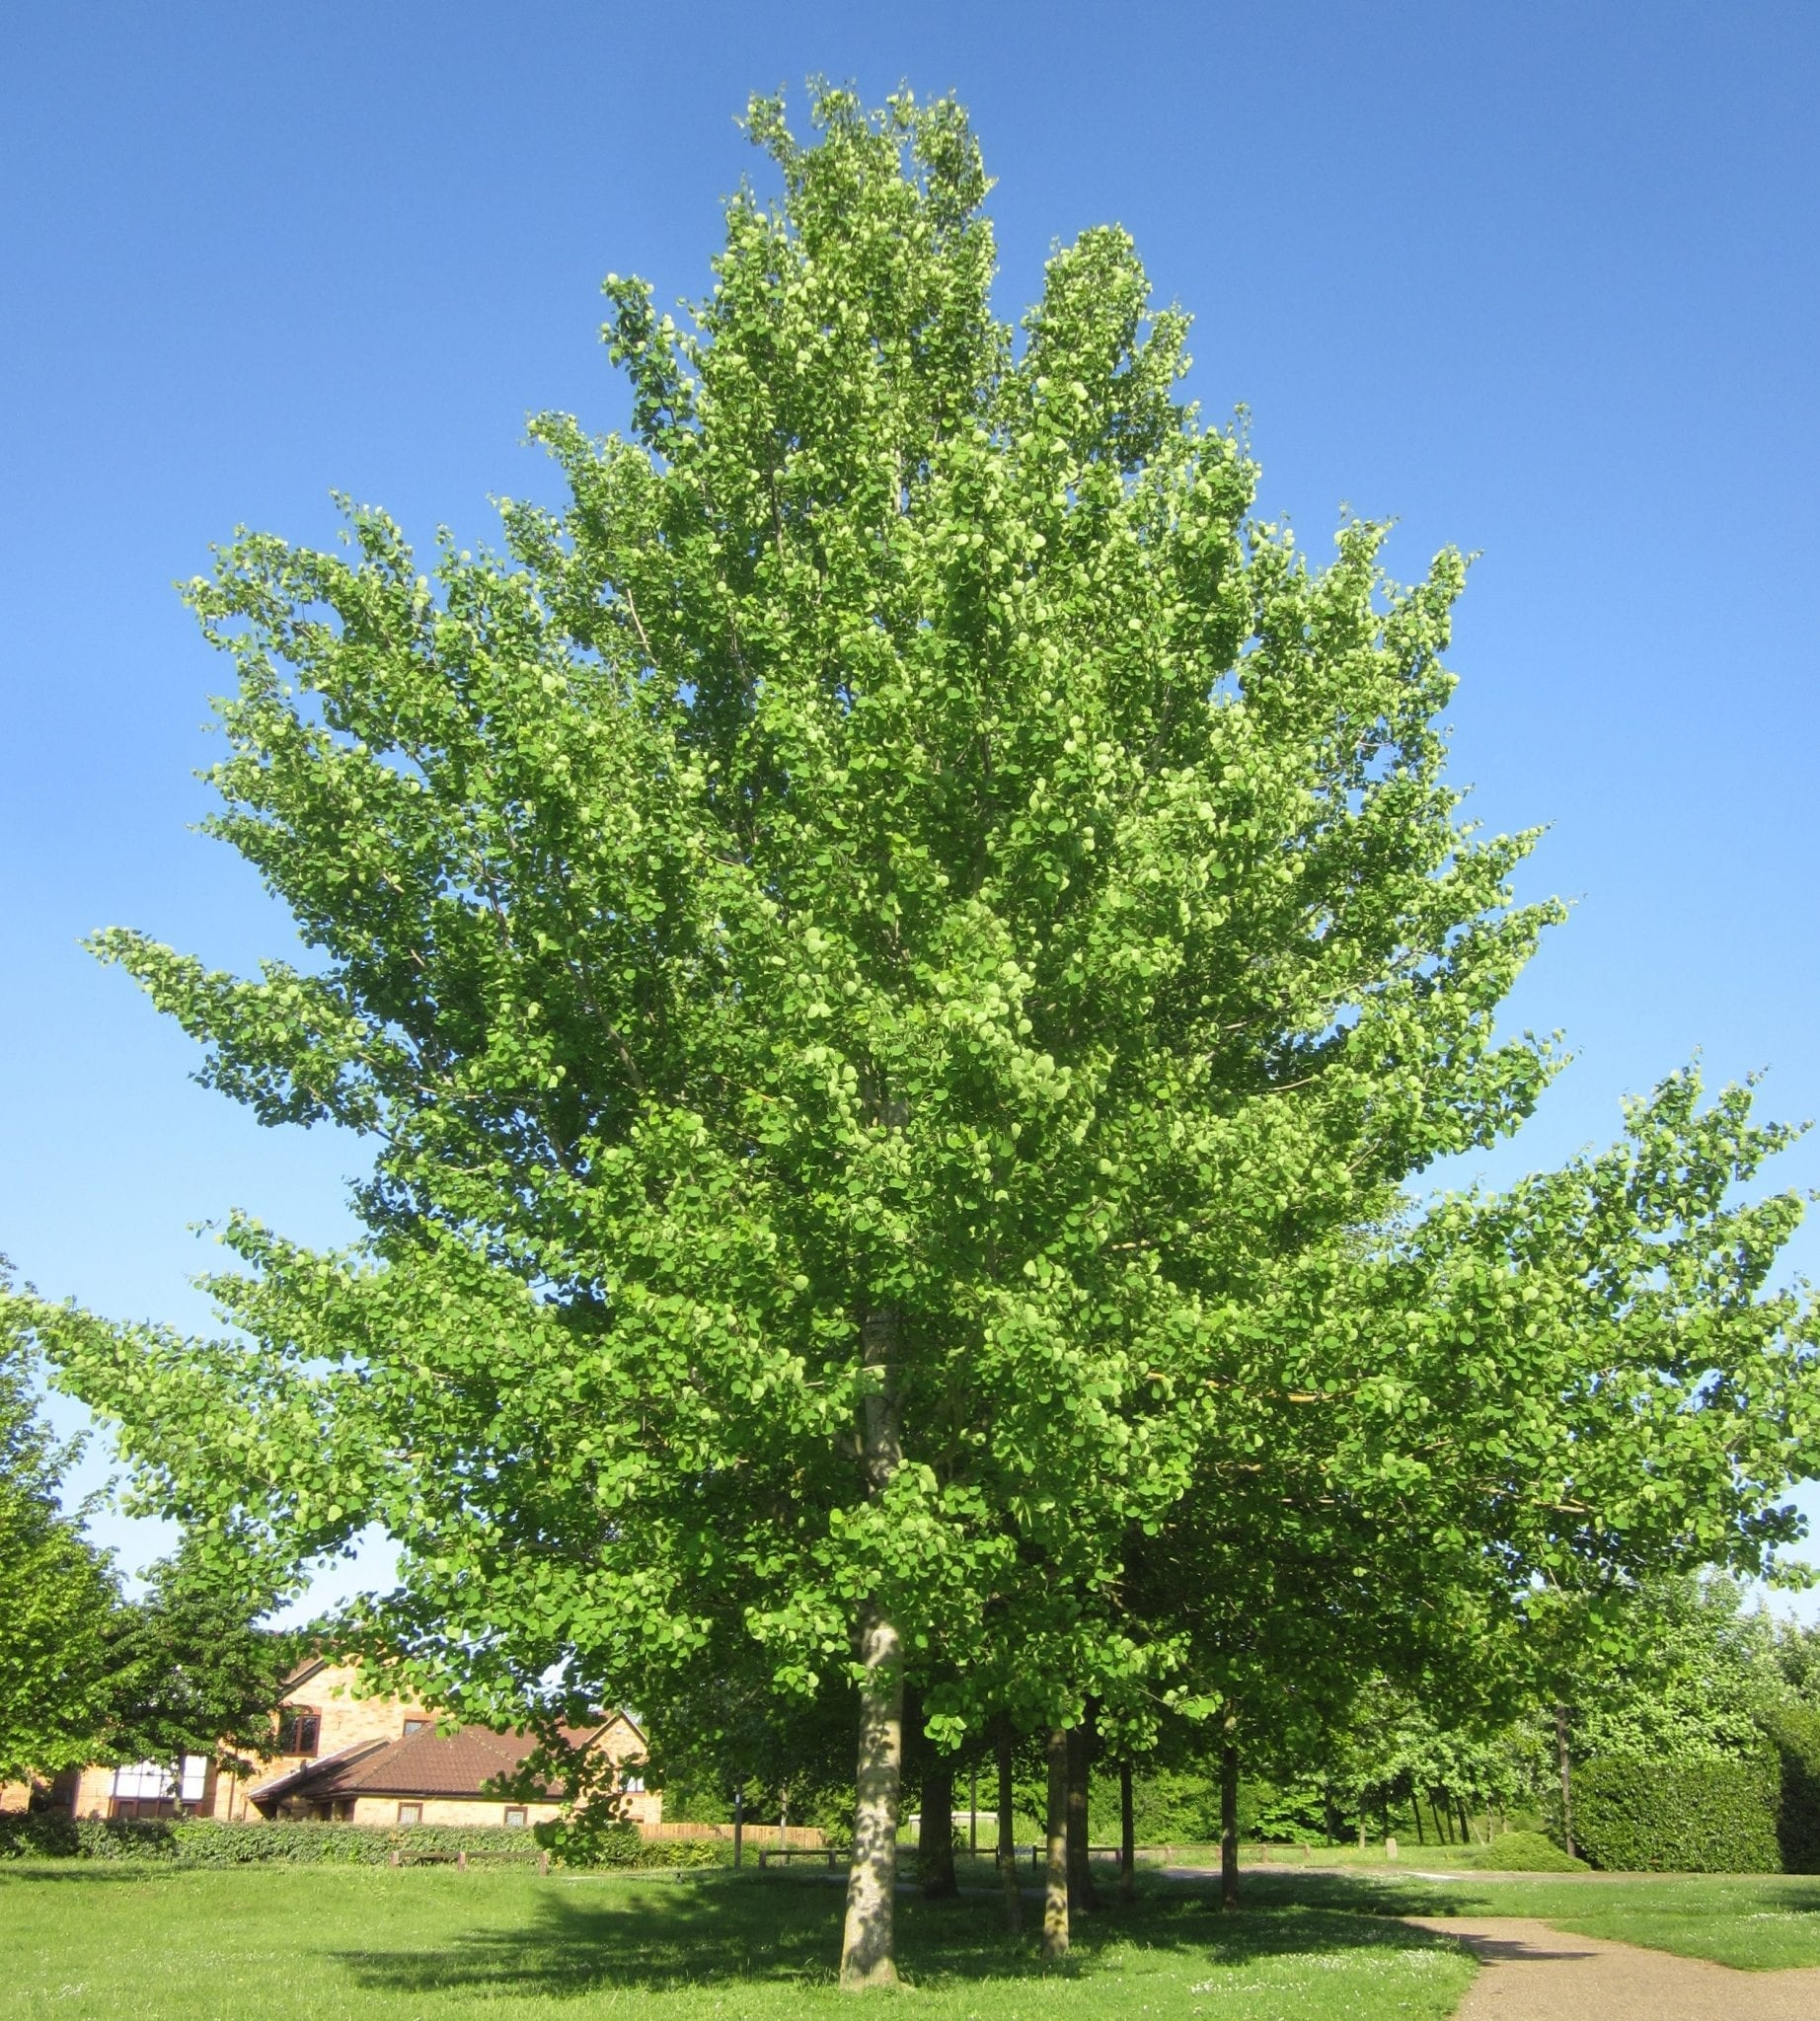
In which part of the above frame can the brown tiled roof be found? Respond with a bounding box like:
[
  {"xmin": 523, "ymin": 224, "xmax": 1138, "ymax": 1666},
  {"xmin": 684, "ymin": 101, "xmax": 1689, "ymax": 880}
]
[
  {"xmin": 280, "ymin": 1722, "xmax": 607, "ymax": 1802},
  {"xmin": 247, "ymin": 1739, "xmax": 388, "ymax": 1804}
]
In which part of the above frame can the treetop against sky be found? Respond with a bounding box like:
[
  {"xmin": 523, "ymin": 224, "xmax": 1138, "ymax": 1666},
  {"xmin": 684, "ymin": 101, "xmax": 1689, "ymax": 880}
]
[{"xmin": 7, "ymin": 11, "xmax": 1817, "ymax": 1605}]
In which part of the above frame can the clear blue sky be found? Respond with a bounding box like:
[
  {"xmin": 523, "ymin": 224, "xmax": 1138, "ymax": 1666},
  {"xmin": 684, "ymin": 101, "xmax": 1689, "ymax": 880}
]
[{"xmin": 4, "ymin": 2, "xmax": 1817, "ymax": 1609}]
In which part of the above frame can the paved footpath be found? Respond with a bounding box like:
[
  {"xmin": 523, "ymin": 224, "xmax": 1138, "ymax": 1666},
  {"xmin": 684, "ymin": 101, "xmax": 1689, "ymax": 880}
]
[{"xmin": 1403, "ymin": 1915, "xmax": 1820, "ymax": 2020}]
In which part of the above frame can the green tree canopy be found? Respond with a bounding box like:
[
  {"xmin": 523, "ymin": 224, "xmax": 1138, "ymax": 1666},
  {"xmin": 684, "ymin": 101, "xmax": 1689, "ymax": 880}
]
[
  {"xmin": 27, "ymin": 90, "xmax": 1820, "ymax": 1980},
  {"xmin": 0, "ymin": 1270, "xmax": 120, "ymax": 1783},
  {"xmin": 100, "ymin": 1530, "xmax": 295, "ymax": 1797}
]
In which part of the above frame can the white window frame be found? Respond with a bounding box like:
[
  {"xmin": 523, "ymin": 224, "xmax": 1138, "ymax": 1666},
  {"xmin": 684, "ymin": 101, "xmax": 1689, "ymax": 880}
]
[{"xmin": 111, "ymin": 1758, "xmax": 206, "ymax": 1802}]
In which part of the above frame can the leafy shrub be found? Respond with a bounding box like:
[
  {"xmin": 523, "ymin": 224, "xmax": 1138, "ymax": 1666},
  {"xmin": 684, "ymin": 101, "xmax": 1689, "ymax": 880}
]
[
  {"xmin": 1240, "ymin": 1777, "xmax": 1330, "ymax": 1846},
  {"xmin": 1572, "ymin": 1753, "xmax": 1782, "ymax": 1872},
  {"xmin": 1105, "ymin": 1766, "xmax": 1221, "ymax": 1843},
  {"xmin": 0, "ymin": 1813, "xmax": 717, "ymax": 1869},
  {"xmin": 1468, "ymin": 1830, "xmax": 1586, "ymax": 1872},
  {"xmin": 0, "ymin": 1813, "xmax": 78, "ymax": 1859},
  {"xmin": 533, "ymin": 1811, "xmax": 722, "ymax": 1869}
]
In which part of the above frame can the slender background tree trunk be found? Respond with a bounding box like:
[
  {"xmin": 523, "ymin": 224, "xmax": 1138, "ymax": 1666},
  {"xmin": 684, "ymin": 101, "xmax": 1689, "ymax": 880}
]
[
  {"xmin": 1220, "ymin": 1740, "xmax": 1240, "ymax": 1910},
  {"xmin": 919, "ymin": 1758, "xmax": 957, "ymax": 1898},
  {"xmin": 997, "ymin": 1718, "xmax": 1023, "ymax": 1934},
  {"xmin": 1119, "ymin": 1758, "xmax": 1135, "ymax": 1901},
  {"xmin": 1043, "ymin": 1726, "xmax": 1070, "ymax": 1958},
  {"xmin": 1065, "ymin": 1719, "xmax": 1098, "ymax": 1912},
  {"xmin": 1555, "ymin": 1703, "xmax": 1575, "ymax": 1860}
]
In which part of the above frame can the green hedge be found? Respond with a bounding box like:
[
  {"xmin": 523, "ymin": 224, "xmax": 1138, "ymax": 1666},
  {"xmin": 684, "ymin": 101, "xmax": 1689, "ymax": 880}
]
[
  {"xmin": 1763, "ymin": 1707, "xmax": 1820, "ymax": 1873},
  {"xmin": 0, "ymin": 1814, "xmax": 724, "ymax": 1870},
  {"xmin": 1571, "ymin": 1717, "xmax": 1820, "ymax": 1874},
  {"xmin": 1573, "ymin": 1753, "xmax": 1784, "ymax": 1872}
]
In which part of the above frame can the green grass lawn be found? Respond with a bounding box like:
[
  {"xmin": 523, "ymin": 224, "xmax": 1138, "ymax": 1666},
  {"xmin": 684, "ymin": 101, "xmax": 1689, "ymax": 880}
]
[
  {"xmin": 10, "ymin": 1854, "xmax": 1818, "ymax": 2016},
  {"xmin": 0, "ymin": 1861, "xmax": 1473, "ymax": 2021}
]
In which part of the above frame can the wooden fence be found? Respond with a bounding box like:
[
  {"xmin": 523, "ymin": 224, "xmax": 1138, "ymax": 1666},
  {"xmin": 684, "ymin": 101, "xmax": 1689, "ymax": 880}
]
[{"xmin": 637, "ymin": 1820, "xmax": 829, "ymax": 1849}]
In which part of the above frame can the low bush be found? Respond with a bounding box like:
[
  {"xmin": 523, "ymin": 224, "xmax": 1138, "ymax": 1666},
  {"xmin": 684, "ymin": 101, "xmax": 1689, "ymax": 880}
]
[{"xmin": 1466, "ymin": 1829, "xmax": 1586, "ymax": 1872}]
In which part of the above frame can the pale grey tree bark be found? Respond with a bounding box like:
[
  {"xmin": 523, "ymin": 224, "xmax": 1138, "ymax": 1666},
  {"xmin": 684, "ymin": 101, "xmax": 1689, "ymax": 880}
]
[
  {"xmin": 839, "ymin": 1302, "xmax": 906, "ymax": 1990},
  {"xmin": 839, "ymin": 1605, "xmax": 905, "ymax": 1988},
  {"xmin": 1042, "ymin": 1726, "xmax": 1070, "ymax": 1958}
]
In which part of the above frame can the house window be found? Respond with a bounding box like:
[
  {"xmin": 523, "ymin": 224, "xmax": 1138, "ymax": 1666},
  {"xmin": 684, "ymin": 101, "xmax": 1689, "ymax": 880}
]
[
  {"xmin": 503, "ymin": 1806, "xmax": 527, "ymax": 1829},
  {"xmin": 277, "ymin": 1707, "xmax": 322, "ymax": 1757},
  {"xmin": 397, "ymin": 1802, "xmax": 422, "ymax": 1827},
  {"xmin": 402, "ymin": 1719, "xmax": 429, "ymax": 1736},
  {"xmin": 622, "ymin": 1774, "xmax": 645, "ymax": 1793},
  {"xmin": 111, "ymin": 1758, "xmax": 207, "ymax": 1804}
]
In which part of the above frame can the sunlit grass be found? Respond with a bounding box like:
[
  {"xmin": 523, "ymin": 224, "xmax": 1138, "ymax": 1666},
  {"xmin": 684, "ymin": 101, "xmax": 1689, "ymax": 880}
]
[{"xmin": 0, "ymin": 1861, "xmax": 1472, "ymax": 2020}]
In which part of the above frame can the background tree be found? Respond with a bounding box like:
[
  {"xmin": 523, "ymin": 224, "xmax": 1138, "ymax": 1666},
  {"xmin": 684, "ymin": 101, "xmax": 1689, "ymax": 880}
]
[
  {"xmin": 102, "ymin": 1531, "xmax": 294, "ymax": 1806},
  {"xmin": 0, "ymin": 1274, "xmax": 119, "ymax": 1785}
]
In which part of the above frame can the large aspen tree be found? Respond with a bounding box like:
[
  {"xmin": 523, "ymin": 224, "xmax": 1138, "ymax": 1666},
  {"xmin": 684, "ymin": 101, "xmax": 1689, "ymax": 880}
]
[{"xmin": 36, "ymin": 91, "xmax": 1819, "ymax": 1984}]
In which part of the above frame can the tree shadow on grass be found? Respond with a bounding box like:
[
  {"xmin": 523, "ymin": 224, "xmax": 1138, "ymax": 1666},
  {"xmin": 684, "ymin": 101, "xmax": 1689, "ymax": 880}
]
[{"xmin": 331, "ymin": 1868, "xmax": 1467, "ymax": 2001}]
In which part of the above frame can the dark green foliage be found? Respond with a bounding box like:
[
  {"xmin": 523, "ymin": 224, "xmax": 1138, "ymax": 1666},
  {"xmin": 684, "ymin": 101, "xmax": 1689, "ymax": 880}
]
[
  {"xmin": 102, "ymin": 1531, "xmax": 294, "ymax": 1780},
  {"xmin": 1572, "ymin": 1753, "xmax": 1783, "ymax": 1872},
  {"xmin": 0, "ymin": 1814, "xmax": 722, "ymax": 1869},
  {"xmin": 1088, "ymin": 1765, "xmax": 1221, "ymax": 1844},
  {"xmin": 0, "ymin": 1299, "xmax": 120, "ymax": 1779},
  {"xmin": 1761, "ymin": 1706, "xmax": 1820, "ymax": 1873},
  {"xmin": 1240, "ymin": 1778, "xmax": 1333, "ymax": 1846}
]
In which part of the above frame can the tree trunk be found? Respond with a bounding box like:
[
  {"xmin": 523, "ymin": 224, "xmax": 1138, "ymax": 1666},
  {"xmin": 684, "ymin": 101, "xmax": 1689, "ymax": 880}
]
[
  {"xmin": 1220, "ymin": 1741, "xmax": 1239, "ymax": 1910},
  {"xmin": 1555, "ymin": 1703, "xmax": 1575, "ymax": 1860},
  {"xmin": 919, "ymin": 1758, "xmax": 957, "ymax": 1898},
  {"xmin": 1119, "ymin": 1758, "xmax": 1135, "ymax": 1901},
  {"xmin": 1065, "ymin": 1719, "xmax": 1098, "ymax": 1912},
  {"xmin": 839, "ymin": 1299, "xmax": 905, "ymax": 1991},
  {"xmin": 839, "ymin": 1608, "xmax": 904, "ymax": 1989},
  {"xmin": 1042, "ymin": 1726, "xmax": 1069, "ymax": 1959},
  {"xmin": 996, "ymin": 1718, "xmax": 1023, "ymax": 1934}
]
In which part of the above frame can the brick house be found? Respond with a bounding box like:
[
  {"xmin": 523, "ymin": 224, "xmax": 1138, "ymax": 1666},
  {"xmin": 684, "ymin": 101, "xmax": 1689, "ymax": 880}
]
[{"xmin": 60, "ymin": 1657, "xmax": 659, "ymax": 1832}]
